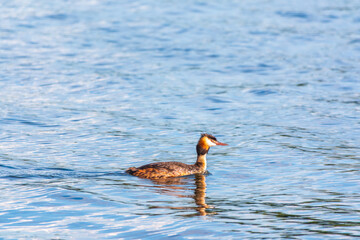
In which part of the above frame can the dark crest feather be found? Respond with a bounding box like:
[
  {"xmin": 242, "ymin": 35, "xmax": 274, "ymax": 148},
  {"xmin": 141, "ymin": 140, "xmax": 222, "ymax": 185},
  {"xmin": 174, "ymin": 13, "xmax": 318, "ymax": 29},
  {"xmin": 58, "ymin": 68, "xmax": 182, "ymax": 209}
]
[{"xmin": 200, "ymin": 133, "xmax": 217, "ymax": 141}]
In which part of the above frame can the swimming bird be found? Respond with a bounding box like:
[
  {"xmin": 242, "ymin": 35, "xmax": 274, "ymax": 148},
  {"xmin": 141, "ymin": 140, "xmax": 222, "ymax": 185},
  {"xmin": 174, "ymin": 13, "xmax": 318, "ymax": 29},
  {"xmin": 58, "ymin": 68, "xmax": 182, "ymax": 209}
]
[{"xmin": 126, "ymin": 134, "xmax": 227, "ymax": 179}]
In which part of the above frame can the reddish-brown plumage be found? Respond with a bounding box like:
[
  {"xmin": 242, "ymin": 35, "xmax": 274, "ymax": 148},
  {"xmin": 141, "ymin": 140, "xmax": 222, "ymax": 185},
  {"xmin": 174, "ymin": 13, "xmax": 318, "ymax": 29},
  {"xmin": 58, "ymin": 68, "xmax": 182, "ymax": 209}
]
[{"xmin": 126, "ymin": 134, "xmax": 227, "ymax": 179}]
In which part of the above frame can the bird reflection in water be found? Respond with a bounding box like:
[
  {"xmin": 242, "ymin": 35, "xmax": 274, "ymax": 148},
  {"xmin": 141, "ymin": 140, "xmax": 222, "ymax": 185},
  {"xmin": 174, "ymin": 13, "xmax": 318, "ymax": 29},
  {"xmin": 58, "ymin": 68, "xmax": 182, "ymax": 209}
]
[{"xmin": 150, "ymin": 173, "xmax": 214, "ymax": 216}]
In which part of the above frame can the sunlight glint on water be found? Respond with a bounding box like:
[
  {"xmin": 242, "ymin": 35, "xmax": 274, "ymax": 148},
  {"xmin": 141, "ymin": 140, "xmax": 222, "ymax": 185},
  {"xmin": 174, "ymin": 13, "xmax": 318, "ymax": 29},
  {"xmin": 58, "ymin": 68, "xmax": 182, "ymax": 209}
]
[{"xmin": 0, "ymin": 0, "xmax": 359, "ymax": 239}]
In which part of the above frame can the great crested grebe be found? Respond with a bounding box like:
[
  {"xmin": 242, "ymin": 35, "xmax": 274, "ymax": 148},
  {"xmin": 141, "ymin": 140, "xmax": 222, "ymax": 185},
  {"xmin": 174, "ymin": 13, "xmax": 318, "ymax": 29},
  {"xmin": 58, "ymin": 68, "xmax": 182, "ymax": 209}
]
[{"xmin": 126, "ymin": 134, "xmax": 227, "ymax": 179}]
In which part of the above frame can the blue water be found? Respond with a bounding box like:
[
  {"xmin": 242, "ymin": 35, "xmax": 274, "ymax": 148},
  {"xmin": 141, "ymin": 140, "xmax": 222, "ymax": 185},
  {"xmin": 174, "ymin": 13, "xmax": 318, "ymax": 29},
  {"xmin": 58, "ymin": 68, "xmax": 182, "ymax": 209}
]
[{"xmin": 1, "ymin": 0, "xmax": 360, "ymax": 239}]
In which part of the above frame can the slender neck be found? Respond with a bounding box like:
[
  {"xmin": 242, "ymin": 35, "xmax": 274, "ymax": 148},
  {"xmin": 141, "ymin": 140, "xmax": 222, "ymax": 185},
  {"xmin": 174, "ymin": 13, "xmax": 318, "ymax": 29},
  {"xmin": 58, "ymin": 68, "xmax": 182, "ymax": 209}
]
[
  {"xmin": 195, "ymin": 143, "xmax": 209, "ymax": 173},
  {"xmin": 195, "ymin": 154, "xmax": 207, "ymax": 172}
]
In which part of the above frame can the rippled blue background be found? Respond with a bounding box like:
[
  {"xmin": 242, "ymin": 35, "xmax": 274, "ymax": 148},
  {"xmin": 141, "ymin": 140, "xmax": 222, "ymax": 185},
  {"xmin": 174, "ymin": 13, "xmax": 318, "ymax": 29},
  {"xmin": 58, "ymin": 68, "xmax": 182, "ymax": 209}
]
[{"xmin": 1, "ymin": 0, "xmax": 359, "ymax": 239}]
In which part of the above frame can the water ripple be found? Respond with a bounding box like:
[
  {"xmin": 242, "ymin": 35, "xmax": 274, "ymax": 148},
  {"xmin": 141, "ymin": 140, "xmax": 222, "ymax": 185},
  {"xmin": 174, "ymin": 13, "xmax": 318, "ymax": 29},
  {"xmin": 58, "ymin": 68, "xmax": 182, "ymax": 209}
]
[{"xmin": 0, "ymin": 0, "xmax": 360, "ymax": 239}]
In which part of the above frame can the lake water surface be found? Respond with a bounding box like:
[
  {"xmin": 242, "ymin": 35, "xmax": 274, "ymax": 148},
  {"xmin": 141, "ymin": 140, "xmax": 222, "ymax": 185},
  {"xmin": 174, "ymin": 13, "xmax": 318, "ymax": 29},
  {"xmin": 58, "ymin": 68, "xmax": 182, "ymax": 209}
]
[{"xmin": 0, "ymin": 0, "xmax": 360, "ymax": 239}]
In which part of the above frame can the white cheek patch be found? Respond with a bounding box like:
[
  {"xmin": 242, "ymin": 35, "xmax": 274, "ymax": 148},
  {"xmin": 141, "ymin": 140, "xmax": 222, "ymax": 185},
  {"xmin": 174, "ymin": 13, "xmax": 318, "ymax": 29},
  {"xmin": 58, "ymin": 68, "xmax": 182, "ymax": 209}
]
[{"xmin": 205, "ymin": 138, "xmax": 217, "ymax": 147}]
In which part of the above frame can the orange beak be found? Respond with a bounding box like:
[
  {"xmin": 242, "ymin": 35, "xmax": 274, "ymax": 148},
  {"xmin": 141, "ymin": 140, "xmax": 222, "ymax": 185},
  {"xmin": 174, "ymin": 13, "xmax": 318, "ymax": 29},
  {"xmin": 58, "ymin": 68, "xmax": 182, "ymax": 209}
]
[{"xmin": 215, "ymin": 141, "xmax": 228, "ymax": 146}]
